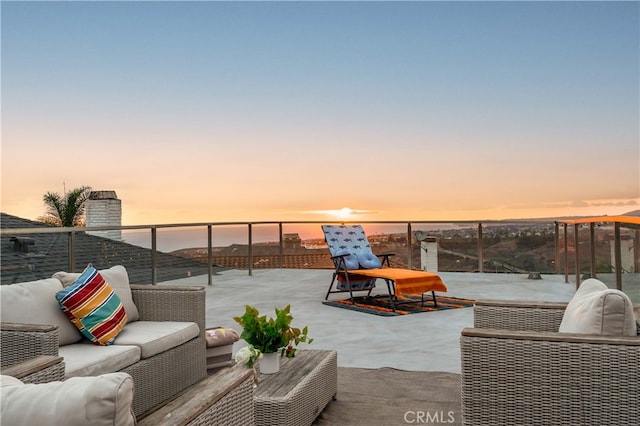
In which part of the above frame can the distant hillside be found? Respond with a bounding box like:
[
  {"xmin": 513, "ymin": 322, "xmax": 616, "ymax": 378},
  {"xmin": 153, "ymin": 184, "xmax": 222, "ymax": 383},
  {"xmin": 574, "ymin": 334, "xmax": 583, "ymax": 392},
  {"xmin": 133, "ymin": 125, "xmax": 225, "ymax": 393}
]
[{"xmin": 504, "ymin": 211, "xmax": 640, "ymax": 222}]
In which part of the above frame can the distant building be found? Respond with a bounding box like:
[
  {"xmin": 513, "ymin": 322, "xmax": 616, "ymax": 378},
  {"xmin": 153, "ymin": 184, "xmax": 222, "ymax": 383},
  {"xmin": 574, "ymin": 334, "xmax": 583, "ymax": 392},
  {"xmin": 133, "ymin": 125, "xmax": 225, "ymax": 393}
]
[
  {"xmin": 611, "ymin": 237, "xmax": 637, "ymax": 273},
  {"xmin": 283, "ymin": 233, "xmax": 302, "ymax": 249},
  {"xmin": 419, "ymin": 236, "xmax": 439, "ymax": 272}
]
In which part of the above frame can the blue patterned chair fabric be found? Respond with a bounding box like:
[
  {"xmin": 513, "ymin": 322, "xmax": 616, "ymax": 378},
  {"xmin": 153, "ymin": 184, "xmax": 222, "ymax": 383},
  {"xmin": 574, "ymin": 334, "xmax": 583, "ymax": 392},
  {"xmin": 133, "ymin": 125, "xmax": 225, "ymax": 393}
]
[{"xmin": 322, "ymin": 225, "xmax": 390, "ymax": 291}]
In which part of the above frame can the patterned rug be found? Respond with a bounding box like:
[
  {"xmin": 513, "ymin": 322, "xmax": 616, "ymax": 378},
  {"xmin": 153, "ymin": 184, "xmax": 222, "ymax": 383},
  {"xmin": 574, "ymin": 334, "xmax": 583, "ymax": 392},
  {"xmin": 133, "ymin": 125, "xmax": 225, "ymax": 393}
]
[{"xmin": 322, "ymin": 294, "xmax": 475, "ymax": 317}]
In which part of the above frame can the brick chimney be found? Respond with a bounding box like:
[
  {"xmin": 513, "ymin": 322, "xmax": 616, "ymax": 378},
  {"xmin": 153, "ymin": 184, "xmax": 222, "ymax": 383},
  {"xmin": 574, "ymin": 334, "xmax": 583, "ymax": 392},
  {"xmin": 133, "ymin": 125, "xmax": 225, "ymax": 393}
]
[{"xmin": 85, "ymin": 190, "xmax": 122, "ymax": 241}]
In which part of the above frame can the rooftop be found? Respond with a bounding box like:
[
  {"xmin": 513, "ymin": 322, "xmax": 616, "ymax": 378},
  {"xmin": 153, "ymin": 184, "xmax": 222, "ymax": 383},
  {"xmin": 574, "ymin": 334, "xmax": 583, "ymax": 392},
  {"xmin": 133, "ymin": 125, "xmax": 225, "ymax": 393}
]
[{"xmin": 165, "ymin": 268, "xmax": 578, "ymax": 373}]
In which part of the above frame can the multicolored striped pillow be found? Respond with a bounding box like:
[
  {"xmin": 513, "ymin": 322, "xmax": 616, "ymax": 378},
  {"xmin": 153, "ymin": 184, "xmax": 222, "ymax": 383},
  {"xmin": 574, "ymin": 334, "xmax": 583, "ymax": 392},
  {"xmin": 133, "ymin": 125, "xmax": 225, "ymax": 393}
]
[{"xmin": 55, "ymin": 264, "xmax": 128, "ymax": 345}]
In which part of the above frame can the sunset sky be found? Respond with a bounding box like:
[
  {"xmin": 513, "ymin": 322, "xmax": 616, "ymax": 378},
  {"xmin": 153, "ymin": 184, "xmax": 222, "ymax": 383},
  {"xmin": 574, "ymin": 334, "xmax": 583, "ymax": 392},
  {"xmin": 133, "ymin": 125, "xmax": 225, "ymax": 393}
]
[{"xmin": 2, "ymin": 1, "xmax": 639, "ymax": 226}]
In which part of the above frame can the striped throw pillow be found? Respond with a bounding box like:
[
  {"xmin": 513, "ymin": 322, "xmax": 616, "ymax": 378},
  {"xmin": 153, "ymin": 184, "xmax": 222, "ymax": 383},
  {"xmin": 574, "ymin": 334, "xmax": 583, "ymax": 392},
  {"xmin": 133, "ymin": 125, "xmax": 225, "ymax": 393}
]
[{"xmin": 55, "ymin": 264, "xmax": 128, "ymax": 345}]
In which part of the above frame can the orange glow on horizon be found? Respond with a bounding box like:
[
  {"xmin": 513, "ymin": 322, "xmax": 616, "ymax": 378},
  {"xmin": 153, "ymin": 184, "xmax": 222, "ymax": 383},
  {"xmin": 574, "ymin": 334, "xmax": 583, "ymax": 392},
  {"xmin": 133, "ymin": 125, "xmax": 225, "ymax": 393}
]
[{"xmin": 1, "ymin": 192, "xmax": 637, "ymax": 227}]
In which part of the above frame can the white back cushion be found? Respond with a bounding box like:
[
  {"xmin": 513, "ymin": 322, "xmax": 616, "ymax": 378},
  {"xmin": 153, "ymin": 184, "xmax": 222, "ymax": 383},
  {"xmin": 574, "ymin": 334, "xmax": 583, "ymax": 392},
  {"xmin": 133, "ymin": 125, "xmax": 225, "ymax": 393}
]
[
  {"xmin": 559, "ymin": 278, "xmax": 637, "ymax": 336},
  {"xmin": 0, "ymin": 278, "xmax": 82, "ymax": 345},
  {"xmin": 53, "ymin": 265, "xmax": 139, "ymax": 322},
  {"xmin": 0, "ymin": 372, "xmax": 135, "ymax": 426}
]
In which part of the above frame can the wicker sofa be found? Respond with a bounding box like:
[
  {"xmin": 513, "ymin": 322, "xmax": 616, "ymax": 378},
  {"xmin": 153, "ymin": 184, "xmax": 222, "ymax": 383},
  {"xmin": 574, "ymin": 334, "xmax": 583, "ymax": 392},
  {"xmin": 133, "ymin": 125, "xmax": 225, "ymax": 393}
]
[
  {"xmin": 460, "ymin": 298, "xmax": 640, "ymax": 425},
  {"xmin": 0, "ymin": 267, "xmax": 208, "ymax": 418}
]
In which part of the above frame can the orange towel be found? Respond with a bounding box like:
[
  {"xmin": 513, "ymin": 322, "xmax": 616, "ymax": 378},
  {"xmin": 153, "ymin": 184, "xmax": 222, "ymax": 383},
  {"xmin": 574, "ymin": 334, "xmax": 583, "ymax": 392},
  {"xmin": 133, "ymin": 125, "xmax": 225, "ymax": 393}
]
[{"xmin": 345, "ymin": 268, "xmax": 447, "ymax": 297}]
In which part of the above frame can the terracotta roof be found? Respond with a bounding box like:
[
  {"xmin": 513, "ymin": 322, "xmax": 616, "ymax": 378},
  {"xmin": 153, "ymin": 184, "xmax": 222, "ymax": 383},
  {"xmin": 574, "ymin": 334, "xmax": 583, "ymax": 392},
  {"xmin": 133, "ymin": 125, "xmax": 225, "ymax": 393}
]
[{"xmin": 208, "ymin": 252, "xmax": 408, "ymax": 270}]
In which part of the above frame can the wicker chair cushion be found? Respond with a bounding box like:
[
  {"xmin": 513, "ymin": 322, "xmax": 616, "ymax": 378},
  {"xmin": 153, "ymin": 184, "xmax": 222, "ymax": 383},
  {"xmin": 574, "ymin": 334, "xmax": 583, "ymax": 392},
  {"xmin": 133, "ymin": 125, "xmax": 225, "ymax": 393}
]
[
  {"xmin": 0, "ymin": 278, "xmax": 83, "ymax": 346},
  {"xmin": 559, "ymin": 278, "xmax": 637, "ymax": 336},
  {"xmin": 112, "ymin": 321, "xmax": 200, "ymax": 359},
  {"xmin": 55, "ymin": 265, "xmax": 128, "ymax": 346},
  {"xmin": 54, "ymin": 265, "xmax": 140, "ymax": 323},
  {"xmin": 0, "ymin": 372, "xmax": 135, "ymax": 426},
  {"xmin": 59, "ymin": 343, "xmax": 141, "ymax": 378}
]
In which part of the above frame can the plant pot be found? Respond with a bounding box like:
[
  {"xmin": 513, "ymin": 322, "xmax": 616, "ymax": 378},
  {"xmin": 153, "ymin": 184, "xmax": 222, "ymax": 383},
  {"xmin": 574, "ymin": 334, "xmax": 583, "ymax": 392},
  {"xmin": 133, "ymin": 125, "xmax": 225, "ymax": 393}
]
[{"xmin": 259, "ymin": 352, "xmax": 280, "ymax": 374}]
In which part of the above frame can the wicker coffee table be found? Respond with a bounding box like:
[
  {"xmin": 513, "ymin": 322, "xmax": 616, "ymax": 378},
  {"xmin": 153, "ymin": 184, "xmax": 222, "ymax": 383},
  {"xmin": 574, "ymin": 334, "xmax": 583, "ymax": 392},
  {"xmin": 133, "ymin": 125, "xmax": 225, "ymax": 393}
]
[{"xmin": 254, "ymin": 349, "xmax": 338, "ymax": 426}]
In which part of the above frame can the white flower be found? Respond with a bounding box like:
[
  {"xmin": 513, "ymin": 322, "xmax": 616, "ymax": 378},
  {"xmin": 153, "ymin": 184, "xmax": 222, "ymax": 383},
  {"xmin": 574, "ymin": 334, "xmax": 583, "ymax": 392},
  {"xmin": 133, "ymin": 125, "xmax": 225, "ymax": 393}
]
[
  {"xmin": 235, "ymin": 346, "xmax": 251, "ymax": 365},
  {"xmin": 235, "ymin": 345, "xmax": 262, "ymax": 368}
]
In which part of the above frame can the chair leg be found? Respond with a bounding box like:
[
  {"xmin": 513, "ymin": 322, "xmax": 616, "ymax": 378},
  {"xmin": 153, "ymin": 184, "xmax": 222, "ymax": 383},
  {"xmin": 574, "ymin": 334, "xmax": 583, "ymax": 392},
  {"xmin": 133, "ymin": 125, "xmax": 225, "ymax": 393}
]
[
  {"xmin": 384, "ymin": 279, "xmax": 396, "ymax": 311},
  {"xmin": 325, "ymin": 273, "xmax": 338, "ymax": 300},
  {"xmin": 432, "ymin": 291, "xmax": 438, "ymax": 308},
  {"xmin": 344, "ymin": 274, "xmax": 355, "ymax": 302}
]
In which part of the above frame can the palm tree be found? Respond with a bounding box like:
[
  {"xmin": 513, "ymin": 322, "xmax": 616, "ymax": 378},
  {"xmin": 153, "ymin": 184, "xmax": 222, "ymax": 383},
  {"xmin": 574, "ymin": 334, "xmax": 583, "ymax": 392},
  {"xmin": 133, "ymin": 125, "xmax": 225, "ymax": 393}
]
[{"xmin": 39, "ymin": 186, "xmax": 92, "ymax": 227}]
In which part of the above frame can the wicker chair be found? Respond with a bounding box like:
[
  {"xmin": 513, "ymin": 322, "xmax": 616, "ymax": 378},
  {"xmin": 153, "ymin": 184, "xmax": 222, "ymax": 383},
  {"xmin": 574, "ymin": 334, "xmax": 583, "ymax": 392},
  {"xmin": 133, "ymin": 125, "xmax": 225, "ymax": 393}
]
[{"xmin": 460, "ymin": 300, "xmax": 640, "ymax": 426}]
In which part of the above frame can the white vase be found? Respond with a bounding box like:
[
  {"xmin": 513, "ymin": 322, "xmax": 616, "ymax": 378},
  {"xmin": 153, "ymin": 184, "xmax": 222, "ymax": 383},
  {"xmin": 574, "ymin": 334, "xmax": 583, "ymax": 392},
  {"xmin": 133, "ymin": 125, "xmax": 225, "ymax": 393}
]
[{"xmin": 260, "ymin": 351, "xmax": 280, "ymax": 374}]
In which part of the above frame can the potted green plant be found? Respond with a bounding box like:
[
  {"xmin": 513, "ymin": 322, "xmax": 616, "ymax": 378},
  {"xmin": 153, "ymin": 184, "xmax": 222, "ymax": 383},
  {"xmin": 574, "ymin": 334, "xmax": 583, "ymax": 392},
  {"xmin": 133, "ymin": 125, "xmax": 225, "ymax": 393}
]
[{"xmin": 234, "ymin": 304, "xmax": 313, "ymax": 374}]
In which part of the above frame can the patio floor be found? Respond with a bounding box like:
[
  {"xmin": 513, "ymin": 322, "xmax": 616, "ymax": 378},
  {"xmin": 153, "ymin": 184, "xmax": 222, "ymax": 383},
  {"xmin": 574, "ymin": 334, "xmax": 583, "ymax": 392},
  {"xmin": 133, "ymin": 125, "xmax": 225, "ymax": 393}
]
[{"xmin": 166, "ymin": 269, "xmax": 576, "ymax": 373}]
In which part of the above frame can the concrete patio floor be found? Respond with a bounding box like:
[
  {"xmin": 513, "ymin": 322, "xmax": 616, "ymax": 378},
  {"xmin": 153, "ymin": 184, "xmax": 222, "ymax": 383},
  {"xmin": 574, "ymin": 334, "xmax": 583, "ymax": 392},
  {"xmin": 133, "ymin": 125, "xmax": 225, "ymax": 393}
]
[{"xmin": 167, "ymin": 269, "xmax": 577, "ymax": 373}]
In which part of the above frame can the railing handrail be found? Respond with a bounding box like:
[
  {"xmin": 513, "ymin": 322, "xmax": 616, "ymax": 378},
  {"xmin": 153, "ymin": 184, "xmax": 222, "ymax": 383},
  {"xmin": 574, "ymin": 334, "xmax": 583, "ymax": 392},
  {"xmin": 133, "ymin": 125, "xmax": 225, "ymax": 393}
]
[{"xmin": 0, "ymin": 218, "xmax": 555, "ymax": 236}]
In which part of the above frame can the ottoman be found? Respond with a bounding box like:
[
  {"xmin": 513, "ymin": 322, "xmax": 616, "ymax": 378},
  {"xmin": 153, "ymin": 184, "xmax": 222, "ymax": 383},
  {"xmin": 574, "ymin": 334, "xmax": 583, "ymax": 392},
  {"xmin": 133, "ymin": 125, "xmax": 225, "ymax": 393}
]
[{"xmin": 205, "ymin": 328, "xmax": 240, "ymax": 370}]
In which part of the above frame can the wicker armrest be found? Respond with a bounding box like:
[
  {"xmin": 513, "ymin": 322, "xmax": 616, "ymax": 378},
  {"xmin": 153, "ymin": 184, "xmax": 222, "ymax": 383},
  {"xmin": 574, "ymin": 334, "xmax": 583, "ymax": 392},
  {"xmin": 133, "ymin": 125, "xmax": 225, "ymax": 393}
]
[
  {"xmin": 138, "ymin": 366, "xmax": 255, "ymax": 426},
  {"xmin": 0, "ymin": 355, "xmax": 65, "ymax": 384},
  {"xmin": 460, "ymin": 327, "xmax": 640, "ymax": 425},
  {"xmin": 461, "ymin": 327, "xmax": 640, "ymax": 345},
  {"xmin": 473, "ymin": 299, "xmax": 568, "ymax": 332},
  {"xmin": 130, "ymin": 285, "xmax": 206, "ymax": 336},
  {"xmin": 0, "ymin": 323, "xmax": 60, "ymax": 368}
]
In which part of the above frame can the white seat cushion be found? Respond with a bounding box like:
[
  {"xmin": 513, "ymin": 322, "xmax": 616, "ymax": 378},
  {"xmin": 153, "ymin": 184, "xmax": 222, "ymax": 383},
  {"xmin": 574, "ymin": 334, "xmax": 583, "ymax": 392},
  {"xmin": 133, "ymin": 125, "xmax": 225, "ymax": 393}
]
[
  {"xmin": 112, "ymin": 321, "xmax": 200, "ymax": 359},
  {"xmin": 1, "ymin": 373, "xmax": 135, "ymax": 426},
  {"xmin": 559, "ymin": 278, "xmax": 637, "ymax": 336},
  {"xmin": 0, "ymin": 278, "xmax": 83, "ymax": 345},
  {"xmin": 59, "ymin": 341, "xmax": 141, "ymax": 378}
]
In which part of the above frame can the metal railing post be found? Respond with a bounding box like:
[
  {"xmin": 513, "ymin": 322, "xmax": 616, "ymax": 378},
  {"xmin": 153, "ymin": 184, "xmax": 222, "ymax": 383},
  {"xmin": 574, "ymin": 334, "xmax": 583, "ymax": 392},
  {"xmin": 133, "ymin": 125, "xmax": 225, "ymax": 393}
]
[
  {"xmin": 589, "ymin": 222, "xmax": 596, "ymax": 279},
  {"xmin": 248, "ymin": 224, "xmax": 253, "ymax": 276},
  {"xmin": 564, "ymin": 223, "xmax": 569, "ymax": 284},
  {"xmin": 407, "ymin": 223, "xmax": 412, "ymax": 270},
  {"xmin": 478, "ymin": 223, "xmax": 484, "ymax": 273},
  {"xmin": 614, "ymin": 222, "xmax": 622, "ymax": 290},
  {"xmin": 574, "ymin": 224, "xmax": 580, "ymax": 289},
  {"xmin": 68, "ymin": 231, "xmax": 76, "ymax": 272},
  {"xmin": 634, "ymin": 229, "xmax": 640, "ymax": 275},
  {"xmin": 279, "ymin": 223, "xmax": 284, "ymax": 269},
  {"xmin": 554, "ymin": 222, "xmax": 560, "ymax": 274},
  {"xmin": 151, "ymin": 227, "xmax": 157, "ymax": 285},
  {"xmin": 207, "ymin": 225, "xmax": 213, "ymax": 286}
]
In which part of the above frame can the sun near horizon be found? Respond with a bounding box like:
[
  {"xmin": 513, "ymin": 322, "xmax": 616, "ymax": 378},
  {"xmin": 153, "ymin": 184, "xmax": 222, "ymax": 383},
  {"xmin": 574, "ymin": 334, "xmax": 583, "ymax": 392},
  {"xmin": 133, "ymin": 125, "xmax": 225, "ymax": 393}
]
[{"xmin": 331, "ymin": 207, "xmax": 355, "ymax": 220}]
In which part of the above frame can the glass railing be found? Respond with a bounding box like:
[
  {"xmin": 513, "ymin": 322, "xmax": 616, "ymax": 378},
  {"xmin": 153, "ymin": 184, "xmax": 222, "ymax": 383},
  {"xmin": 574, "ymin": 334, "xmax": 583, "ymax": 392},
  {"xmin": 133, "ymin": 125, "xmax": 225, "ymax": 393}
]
[{"xmin": 2, "ymin": 219, "xmax": 638, "ymax": 301}]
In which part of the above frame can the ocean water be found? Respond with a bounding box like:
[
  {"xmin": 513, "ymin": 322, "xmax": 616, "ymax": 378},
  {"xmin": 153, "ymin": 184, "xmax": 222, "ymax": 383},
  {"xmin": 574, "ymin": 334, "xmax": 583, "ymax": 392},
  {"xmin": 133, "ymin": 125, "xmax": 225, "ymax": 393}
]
[{"xmin": 121, "ymin": 223, "xmax": 460, "ymax": 253}]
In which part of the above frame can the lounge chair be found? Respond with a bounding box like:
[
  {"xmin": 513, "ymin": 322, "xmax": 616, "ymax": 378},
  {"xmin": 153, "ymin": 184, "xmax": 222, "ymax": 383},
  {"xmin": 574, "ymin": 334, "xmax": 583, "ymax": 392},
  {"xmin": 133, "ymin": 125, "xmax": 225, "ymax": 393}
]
[{"xmin": 321, "ymin": 224, "xmax": 447, "ymax": 311}]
